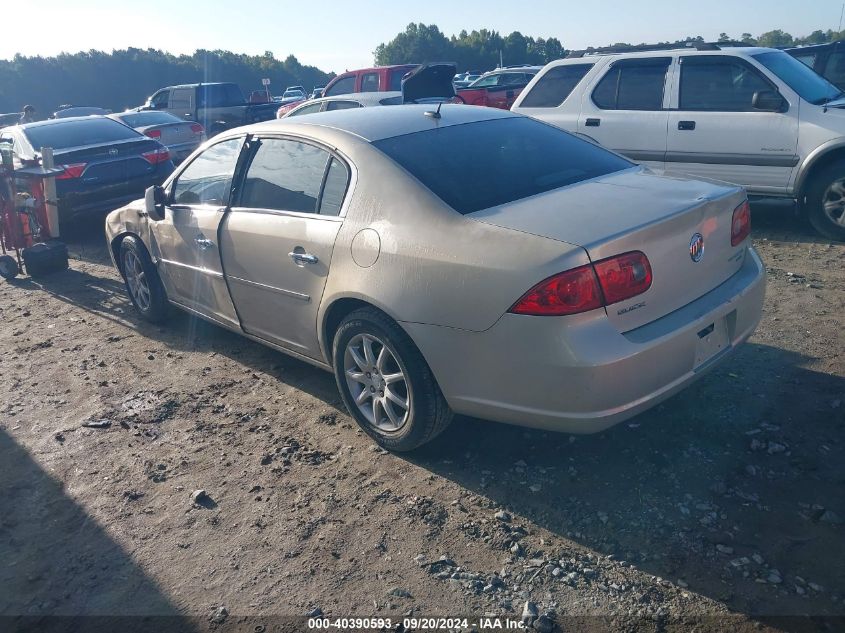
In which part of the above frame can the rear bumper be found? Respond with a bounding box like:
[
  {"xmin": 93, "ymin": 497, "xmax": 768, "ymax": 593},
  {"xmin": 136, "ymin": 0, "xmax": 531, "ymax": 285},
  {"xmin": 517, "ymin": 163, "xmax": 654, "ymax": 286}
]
[
  {"xmin": 57, "ymin": 163, "xmax": 174, "ymax": 216},
  {"xmin": 402, "ymin": 246, "xmax": 766, "ymax": 433}
]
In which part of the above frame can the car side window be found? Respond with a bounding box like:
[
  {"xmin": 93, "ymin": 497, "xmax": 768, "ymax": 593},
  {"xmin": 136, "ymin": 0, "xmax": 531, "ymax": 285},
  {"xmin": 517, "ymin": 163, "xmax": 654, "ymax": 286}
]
[
  {"xmin": 325, "ymin": 100, "xmax": 361, "ymax": 111},
  {"xmin": 325, "ymin": 76, "xmax": 355, "ymax": 96},
  {"xmin": 318, "ymin": 158, "xmax": 350, "ymax": 216},
  {"xmin": 151, "ymin": 91, "xmax": 169, "ymax": 109},
  {"xmin": 239, "ymin": 138, "xmax": 330, "ymax": 214},
  {"xmin": 388, "ymin": 69, "xmax": 408, "ymax": 92},
  {"xmin": 170, "ymin": 137, "xmax": 243, "ymax": 206},
  {"xmin": 792, "ymin": 53, "xmax": 816, "ymax": 69},
  {"xmin": 679, "ymin": 57, "xmax": 774, "ymax": 111},
  {"xmin": 360, "ymin": 73, "xmax": 379, "ymax": 92},
  {"xmin": 520, "ymin": 64, "xmax": 593, "ymax": 107},
  {"xmin": 473, "ymin": 74, "xmax": 500, "ymax": 87},
  {"xmin": 170, "ymin": 88, "xmax": 193, "ymax": 112},
  {"xmin": 824, "ymin": 52, "xmax": 845, "ymax": 88},
  {"xmin": 592, "ymin": 57, "xmax": 670, "ymax": 110},
  {"xmin": 289, "ymin": 102, "xmax": 323, "ymax": 117}
]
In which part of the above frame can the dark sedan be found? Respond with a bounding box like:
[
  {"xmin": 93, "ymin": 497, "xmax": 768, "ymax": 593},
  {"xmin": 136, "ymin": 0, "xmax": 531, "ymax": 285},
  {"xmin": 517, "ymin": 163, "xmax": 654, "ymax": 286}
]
[{"xmin": 0, "ymin": 116, "xmax": 175, "ymax": 217}]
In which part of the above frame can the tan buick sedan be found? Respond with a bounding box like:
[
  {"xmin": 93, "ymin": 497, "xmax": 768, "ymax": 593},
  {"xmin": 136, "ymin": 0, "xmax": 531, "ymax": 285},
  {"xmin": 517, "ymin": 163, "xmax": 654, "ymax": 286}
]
[{"xmin": 106, "ymin": 105, "xmax": 766, "ymax": 451}]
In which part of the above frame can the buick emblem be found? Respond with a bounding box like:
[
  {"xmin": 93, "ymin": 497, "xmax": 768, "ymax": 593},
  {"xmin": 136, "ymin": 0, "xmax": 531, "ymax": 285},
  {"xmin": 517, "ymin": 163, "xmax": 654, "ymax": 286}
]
[{"xmin": 689, "ymin": 233, "xmax": 704, "ymax": 262}]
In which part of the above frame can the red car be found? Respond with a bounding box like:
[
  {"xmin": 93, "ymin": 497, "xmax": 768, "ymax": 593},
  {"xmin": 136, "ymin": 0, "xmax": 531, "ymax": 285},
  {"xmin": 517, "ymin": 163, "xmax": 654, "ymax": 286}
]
[{"xmin": 456, "ymin": 66, "xmax": 542, "ymax": 109}]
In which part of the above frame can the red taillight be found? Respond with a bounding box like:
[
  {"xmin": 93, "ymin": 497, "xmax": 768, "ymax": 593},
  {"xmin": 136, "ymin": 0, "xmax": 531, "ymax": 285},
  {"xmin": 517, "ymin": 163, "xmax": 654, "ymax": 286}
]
[
  {"xmin": 593, "ymin": 251, "xmax": 652, "ymax": 305},
  {"xmin": 509, "ymin": 251, "xmax": 653, "ymax": 317},
  {"xmin": 509, "ymin": 264, "xmax": 603, "ymax": 316},
  {"xmin": 141, "ymin": 148, "xmax": 170, "ymax": 165},
  {"xmin": 190, "ymin": 123, "xmax": 204, "ymax": 135},
  {"xmin": 55, "ymin": 162, "xmax": 87, "ymax": 180},
  {"xmin": 731, "ymin": 200, "xmax": 751, "ymax": 246},
  {"xmin": 145, "ymin": 129, "xmax": 162, "ymax": 139}
]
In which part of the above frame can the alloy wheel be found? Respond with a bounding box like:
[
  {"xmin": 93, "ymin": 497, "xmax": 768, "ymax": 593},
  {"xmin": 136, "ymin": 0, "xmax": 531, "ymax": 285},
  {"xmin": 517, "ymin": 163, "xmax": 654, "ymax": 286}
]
[
  {"xmin": 822, "ymin": 178, "xmax": 845, "ymax": 227},
  {"xmin": 343, "ymin": 333, "xmax": 410, "ymax": 432},
  {"xmin": 123, "ymin": 249, "xmax": 151, "ymax": 312}
]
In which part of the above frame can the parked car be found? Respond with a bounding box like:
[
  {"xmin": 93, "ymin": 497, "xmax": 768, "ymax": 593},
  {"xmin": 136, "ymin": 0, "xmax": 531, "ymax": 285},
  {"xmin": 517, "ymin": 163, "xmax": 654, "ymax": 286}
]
[
  {"xmin": 278, "ymin": 64, "xmax": 458, "ymax": 118},
  {"xmin": 105, "ymin": 105, "xmax": 764, "ymax": 451},
  {"xmin": 1, "ymin": 116, "xmax": 174, "ymax": 218},
  {"xmin": 278, "ymin": 88, "xmax": 306, "ymax": 105},
  {"xmin": 108, "ymin": 111, "xmax": 205, "ymax": 163},
  {"xmin": 311, "ymin": 88, "xmax": 325, "ymax": 99},
  {"xmin": 512, "ymin": 42, "xmax": 845, "ymax": 240},
  {"xmin": 137, "ymin": 82, "xmax": 278, "ymax": 137},
  {"xmin": 456, "ymin": 66, "xmax": 541, "ymax": 109},
  {"xmin": 323, "ymin": 64, "xmax": 420, "ymax": 97},
  {"xmin": 786, "ymin": 41, "xmax": 845, "ymax": 89},
  {"xmin": 52, "ymin": 106, "xmax": 111, "ymax": 119}
]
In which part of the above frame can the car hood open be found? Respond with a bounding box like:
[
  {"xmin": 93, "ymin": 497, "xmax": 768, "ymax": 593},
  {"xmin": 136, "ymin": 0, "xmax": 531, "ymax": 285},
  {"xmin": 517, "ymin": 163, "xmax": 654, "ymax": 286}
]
[{"xmin": 402, "ymin": 63, "xmax": 457, "ymax": 103}]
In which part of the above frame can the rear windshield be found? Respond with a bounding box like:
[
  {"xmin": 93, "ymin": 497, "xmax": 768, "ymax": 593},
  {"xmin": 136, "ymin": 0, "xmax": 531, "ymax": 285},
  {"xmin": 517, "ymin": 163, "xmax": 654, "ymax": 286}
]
[
  {"xmin": 116, "ymin": 112, "xmax": 182, "ymax": 127},
  {"xmin": 372, "ymin": 117, "xmax": 632, "ymax": 214},
  {"xmin": 23, "ymin": 117, "xmax": 141, "ymax": 150}
]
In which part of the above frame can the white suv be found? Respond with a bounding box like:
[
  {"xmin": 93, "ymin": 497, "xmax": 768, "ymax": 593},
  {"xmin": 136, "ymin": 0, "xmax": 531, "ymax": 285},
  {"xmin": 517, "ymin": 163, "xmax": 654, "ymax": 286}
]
[{"xmin": 512, "ymin": 43, "xmax": 845, "ymax": 240}]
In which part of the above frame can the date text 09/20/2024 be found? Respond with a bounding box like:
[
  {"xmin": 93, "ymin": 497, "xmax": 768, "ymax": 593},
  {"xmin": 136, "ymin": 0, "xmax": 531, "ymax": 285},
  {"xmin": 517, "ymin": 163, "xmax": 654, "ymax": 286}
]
[{"xmin": 308, "ymin": 617, "xmax": 528, "ymax": 630}]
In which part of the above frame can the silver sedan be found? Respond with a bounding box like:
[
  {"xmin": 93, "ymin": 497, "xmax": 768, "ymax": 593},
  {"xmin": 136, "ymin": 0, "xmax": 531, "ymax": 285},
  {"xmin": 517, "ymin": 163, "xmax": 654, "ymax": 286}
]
[{"xmin": 105, "ymin": 105, "xmax": 766, "ymax": 451}]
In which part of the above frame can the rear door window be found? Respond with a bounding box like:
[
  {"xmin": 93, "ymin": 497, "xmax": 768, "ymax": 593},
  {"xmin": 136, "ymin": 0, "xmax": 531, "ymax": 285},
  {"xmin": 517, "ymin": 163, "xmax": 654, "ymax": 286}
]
[
  {"xmin": 239, "ymin": 138, "xmax": 329, "ymax": 214},
  {"xmin": 288, "ymin": 102, "xmax": 323, "ymax": 117},
  {"xmin": 520, "ymin": 64, "xmax": 593, "ymax": 107},
  {"xmin": 318, "ymin": 158, "xmax": 350, "ymax": 216},
  {"xmin": 325, "ymin": 75, "xmax": 355, "ymax": 96},
  {"xmin": 679, "ymin": 57, "xmax": 773, "ymax": 111},
  {"xmin": 360, "ymin": 73, "xmax": 380, "ymax": 92},
  {"xmin": 325, "ymin": 100, "xmax": 361, "ymax": 111},
  {"xmin": 592, "ymin": 57, "xmax": 670, "ymax": 110}
]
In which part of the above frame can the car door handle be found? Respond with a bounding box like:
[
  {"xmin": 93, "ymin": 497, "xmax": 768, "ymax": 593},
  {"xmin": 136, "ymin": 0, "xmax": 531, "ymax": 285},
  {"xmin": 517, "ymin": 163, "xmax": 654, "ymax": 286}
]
[
  {"xmin": 195, "ymin": 237, "xmax": 214, "ymax": 250},
  {"xmin": 585, "ymin": 118, "xmax": 600, "ymax": 127},
  {"xmin": 289, "ymin": 251, "xmax": 318, "ymax": 265},
  {"xmin": 678, "ymin": 120, "xmax": 696, "ymax": 130}
]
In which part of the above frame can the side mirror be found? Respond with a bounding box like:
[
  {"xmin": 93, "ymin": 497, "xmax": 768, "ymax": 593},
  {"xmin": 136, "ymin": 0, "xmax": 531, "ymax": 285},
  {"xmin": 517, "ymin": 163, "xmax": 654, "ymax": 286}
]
[
  {"xmin": 145, "ymin": 185, "xmax": 166, "ymax": 221},
  {"xmin": 752, "ymin": 90, "xmax": 786, "ymax": 112}
]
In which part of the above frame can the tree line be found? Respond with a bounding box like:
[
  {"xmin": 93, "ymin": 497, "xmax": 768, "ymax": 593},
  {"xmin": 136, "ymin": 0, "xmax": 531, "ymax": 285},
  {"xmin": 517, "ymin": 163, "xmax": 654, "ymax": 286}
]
[
  {"xmin": 374, "ymin": 24, "xmax": 845, "ymax": 70},
  {"xmin": 0, "ymin": 48, "xmax": 335, "ymax": 118}
]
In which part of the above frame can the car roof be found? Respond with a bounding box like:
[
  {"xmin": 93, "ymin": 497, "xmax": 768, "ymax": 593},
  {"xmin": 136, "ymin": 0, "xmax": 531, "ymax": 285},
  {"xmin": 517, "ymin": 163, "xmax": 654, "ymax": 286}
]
[
  {"xmin": 15, "ymin": 115, "xmax": 114, "ymax": 129},
  {"xmin": 542, "ymin": 46, "xmax": 779, "ymax": 69},
  {"xmin": 250, "ymin": 103, "xmax": 514, "ymax": 142}
]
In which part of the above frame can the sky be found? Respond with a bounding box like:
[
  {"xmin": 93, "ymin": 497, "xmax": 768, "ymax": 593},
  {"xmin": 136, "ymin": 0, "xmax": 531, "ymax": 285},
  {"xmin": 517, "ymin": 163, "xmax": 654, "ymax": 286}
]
[{"xmin": 2, "ymin": 0, "xmax": 844, "ymax": 73}]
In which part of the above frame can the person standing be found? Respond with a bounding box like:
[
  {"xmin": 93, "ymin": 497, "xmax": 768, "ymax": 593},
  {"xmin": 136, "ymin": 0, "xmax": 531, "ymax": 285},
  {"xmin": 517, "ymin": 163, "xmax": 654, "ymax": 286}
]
[{"xmin": 19, "ymin": 105, "xmax": 35, "ymax": 124}]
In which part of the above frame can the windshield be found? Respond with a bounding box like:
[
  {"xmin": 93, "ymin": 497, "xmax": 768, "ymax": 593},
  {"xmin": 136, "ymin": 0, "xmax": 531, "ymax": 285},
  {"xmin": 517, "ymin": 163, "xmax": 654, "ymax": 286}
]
[
  {"xmin": 753, "ymin": 51, "xmax": 840, "ymax": 104},
  {"xmin": 372, "ymin": 117, "xmax": 632, "ymax": 215}
]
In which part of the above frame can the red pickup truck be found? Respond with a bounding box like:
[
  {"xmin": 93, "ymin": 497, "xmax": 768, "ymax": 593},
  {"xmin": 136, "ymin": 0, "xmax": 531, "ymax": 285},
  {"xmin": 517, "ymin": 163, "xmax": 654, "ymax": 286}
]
[{"xmin": 456, "ymin": 66, "xmax": 542, "ymax": 109}]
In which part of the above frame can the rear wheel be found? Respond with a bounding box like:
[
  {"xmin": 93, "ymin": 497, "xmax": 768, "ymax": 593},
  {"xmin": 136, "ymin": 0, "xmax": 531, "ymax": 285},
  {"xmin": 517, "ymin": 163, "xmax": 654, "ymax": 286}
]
[
  {"xmin": 0, "ymin": 255, "xmax": 18, "ymax": 280},
  {"xmin": 119, "ymin": 235, "xmax": 169, "ymax": 323},
  {"xmin": 332, "ymin": 308, "xmax": 452, "ymax": 452},
  {"xmin": 805, "ymin": 160, "xmax": 845, "ymax": 241}
]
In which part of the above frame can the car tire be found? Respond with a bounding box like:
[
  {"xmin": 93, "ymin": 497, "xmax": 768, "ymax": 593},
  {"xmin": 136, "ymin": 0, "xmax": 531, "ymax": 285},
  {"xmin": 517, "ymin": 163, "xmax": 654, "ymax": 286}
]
[
  {"xmin": 0, "ymin": 254, "xmax": 18, "ymax": 280},
  {"xmin": 805, "ymin": 160, "xmax": 845, "ymax": 241},
  {"xmin": 119, "ymin": 235, "xmax": 169, "ymax": 323},
  {"xmin": 332, "ymin": 307, "xmax": 453, "ymax": 452}
]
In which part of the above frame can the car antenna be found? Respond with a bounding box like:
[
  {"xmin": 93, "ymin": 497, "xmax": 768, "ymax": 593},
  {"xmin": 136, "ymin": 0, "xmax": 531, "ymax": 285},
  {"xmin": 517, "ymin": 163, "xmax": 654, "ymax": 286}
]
[{"xmin": 424, "ymin": 102, "xmax": 443, "ymax": 119}]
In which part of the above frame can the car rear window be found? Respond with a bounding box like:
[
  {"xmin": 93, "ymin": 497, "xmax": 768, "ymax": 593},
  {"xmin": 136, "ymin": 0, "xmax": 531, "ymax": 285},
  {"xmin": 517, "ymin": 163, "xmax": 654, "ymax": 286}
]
[
  {"xmin": 117, "ymin": 112, "xmax": 183, "ymax": 127},
  {"xmin": 23, "ymin": 118, "xmax": 141, "ymax": 150},
  {"xmin": 372, "ymin": 117, "xmax": 632, "ymax": 215}
]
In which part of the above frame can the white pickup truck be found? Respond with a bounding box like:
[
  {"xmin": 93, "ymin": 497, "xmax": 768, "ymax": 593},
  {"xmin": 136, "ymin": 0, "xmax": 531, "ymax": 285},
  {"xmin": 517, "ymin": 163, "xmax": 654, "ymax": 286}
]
[{"xmin": 512, "ymin": 43, "xmax": 845, "ymax": 240}]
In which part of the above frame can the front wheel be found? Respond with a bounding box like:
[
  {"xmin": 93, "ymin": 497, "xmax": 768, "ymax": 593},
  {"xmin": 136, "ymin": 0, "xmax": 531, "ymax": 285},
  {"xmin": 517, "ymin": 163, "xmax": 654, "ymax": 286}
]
[
  {"xmin": 119, "ymin": 236, "xmax": 169, "ymax": 323},
  {"xmin": 805, "ymin": 160, "xmax": 845, "ymax": 241},
  {"xmin": 332, "ymin": 308, "xmax": 453, "ymax": 452}
]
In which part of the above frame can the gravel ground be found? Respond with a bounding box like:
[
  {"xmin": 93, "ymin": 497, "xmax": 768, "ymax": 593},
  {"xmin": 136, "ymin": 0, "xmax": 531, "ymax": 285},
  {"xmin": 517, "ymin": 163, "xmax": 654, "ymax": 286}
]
[{"xmin": 0, "ymin": 204, "xmax": 843, "ymax": 633}]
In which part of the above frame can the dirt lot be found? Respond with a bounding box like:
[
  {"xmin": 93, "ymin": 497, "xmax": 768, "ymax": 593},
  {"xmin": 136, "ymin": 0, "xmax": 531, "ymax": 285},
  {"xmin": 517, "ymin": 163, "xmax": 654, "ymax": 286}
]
[{"xmin": 1, "ymin": 204, "xmax": 843, "ymax": 633}]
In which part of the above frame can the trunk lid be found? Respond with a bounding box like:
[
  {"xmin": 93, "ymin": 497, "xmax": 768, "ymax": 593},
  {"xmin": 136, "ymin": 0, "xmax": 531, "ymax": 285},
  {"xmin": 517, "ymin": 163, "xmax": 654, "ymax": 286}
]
[
  {"xmin": 139, "ymin": 121, "xmax": 198, "ymax": 146},
  {"xmin": 470, "ymin": 167, "xmax": 748, "ymax": 331},
  {"xmin": 51, "ymin": 137, "xmax": 163, "ymax": 184},
  {"xmin": 402, "ymin": 63, "xmax": 457, "ymax": 103}
]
